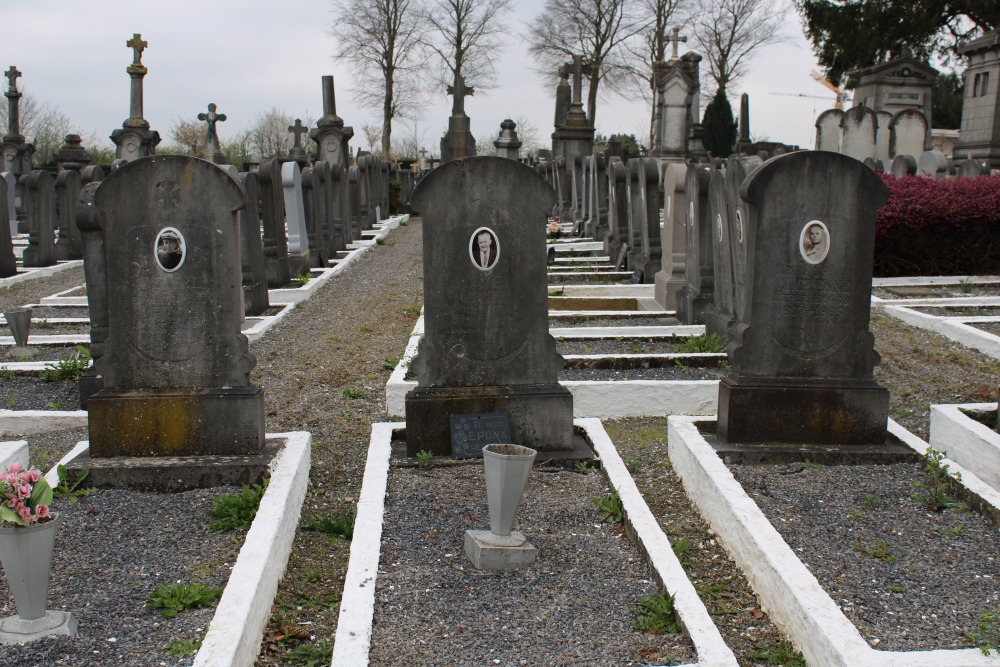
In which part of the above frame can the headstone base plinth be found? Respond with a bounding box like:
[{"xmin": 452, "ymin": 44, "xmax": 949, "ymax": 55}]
[
  {"xmin": 77, "ymin": 370, "xmax": 103, "ymax": 409},
  {"xmin": 6, "ymin": 346, "xmax": 38, "ymax": 360},
  {"xmin": 0, "ymin": 611, "xmax": 77, "ymax": 644},
  {"xmin": 703, "ymin": 309, "xmax": 733, "ymax": 341},
  {"xmin": 717, "ymin": 376, "xmax": 889, "ymax": 445},
  {"xmin": 464, "ymin": 529, "xmax": 536, "ymax": 570},
  {"xmin": 653, "ymin": 270, "xmax": 683, "ymax": 310},
  {"xmin": 61, "ymin": 440, "xmax": 281, "ymax": 491},
  {"xmin": 287, "ymin": 250, "xmax": 310, "ymax": 278},
  {"xmin": 404, "ymin": 384, "xmax": 574, "ymax": 456},
  {"xmin": 675, "ymin": 286, "xmax": 713, "ymax": 325},
  {"xmin": 87, "ymin": 386, "xmax": 265, "ymax": 457},
  {"xmin": 265, "ymin": 255, "xmax": 292, "ymax": 288}
]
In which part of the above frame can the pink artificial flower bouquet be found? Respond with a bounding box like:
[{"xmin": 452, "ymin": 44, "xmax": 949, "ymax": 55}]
[{"xmin": 0, "ymin": 462, "xmax": 54, "ymax": 526}]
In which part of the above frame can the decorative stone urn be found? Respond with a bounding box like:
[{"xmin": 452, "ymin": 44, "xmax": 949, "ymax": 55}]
[
  {"xmin": 0, "ymin": 515, "xmax": 77, "ymax": 643},
  {"xmin": 4, "ymin": 308, "xmax": 38, "ymax": 360},
  {"xmin": 464, "ymin": 444, "xmax": 538, "ymax": 570}
]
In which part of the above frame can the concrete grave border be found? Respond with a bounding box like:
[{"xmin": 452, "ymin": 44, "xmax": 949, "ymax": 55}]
[
  {"xmin": 332, "ymin": 419, "xmax": 736, "ymax": 667},
  {"xmin": 0, "ymin": 439, "xmax": 27, "ymax": 469},
  {"xmin": 667, "ymin": 415, "xmax": 1000, "ymax": 667},
  {"xmin": 0, "ymin": 260, "xmax": 83, "ymax": 289},
  {"xmin": 880, "ymin": 303, "xmax": 1000, "ymax": 360},
  {"xmin": 929, "ymin": 402, "xmax": 1000, "ymax": 495},
  {"xmin": 0, "ymin": 409, "xmax": 88, "ymax": 435},
  {"xmin": 40, "ymin": 432, "xmax": 311, "ymax": 667}
]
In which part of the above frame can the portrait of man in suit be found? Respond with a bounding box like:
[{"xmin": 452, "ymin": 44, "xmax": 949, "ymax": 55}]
[
  {"xmin": 799, "ymin": 220, "xmax": 829, "ymax": 265},
  {"xmin": 470, "ymin": 227, "xmax": 499, "ymax": 270}
]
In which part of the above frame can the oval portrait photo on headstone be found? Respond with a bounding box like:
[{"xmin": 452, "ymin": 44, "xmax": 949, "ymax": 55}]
[
  {"xmin": 799, "ymin": 220, "xmax": 830, "ymax": 265},
  {"xmin": 469, "ymin": 226, "xmax": 500, "ymax": 271},
  {"xmin": 735, "ymin": 209, "xmax": 744, "ymax": 244},
  {"xmin": 154, "ymin": 227, "xmax": 186, "ymax": 272}
]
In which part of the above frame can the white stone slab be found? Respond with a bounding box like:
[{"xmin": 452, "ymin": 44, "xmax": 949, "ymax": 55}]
[
  {"xmin": 549, "ymin": 284, "xmax": 655, "ymax": 297},
  {"xmin": 0, "ymin": 440, "xmax": 28, "ymax": 470},
  {"xmin": 873, "ymin": 275, "xmax": 1000, "ymax": 287},
  {"xmin": 0, "ymin": 410, "xmax": 88, "ymax": 435},
  {"xmin": 668, "ymin": 415, "xmax": 1000, "ymax": 667},
  {"xmin": 930, "ymin": 403, "xmax": 1000, "ymax": 495},
  {"xmin": 550, "ymin": 325, "xmax": 703, "ymax": 338},
  {"xmin": 881, "ymin": 305, "xmax": 1000, "ymax": 360},
  {"xmin": 0, "ymin": 260, "xmax": 83, "ymax": 288}
]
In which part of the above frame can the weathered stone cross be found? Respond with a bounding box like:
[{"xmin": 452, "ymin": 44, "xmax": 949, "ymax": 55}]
[
  {"xmin": 566, "ymin": 55, "xmax": 593, "ymax": 106},
  {"xmin": 288, "ymin": 119, "xmax": 308, "ymax": 149},
  {"xmin": 4, "ymin": 66, "xmax": 20, "ymax": 93},
  {"xmin": 666, "ymin": 26, "xmax": 687, "ymax": 60},
  {"xmin": 127, "ymin": 33, "xmax": 148, "ymax": 67},
  {"xmin": 447, "ymin": 72, "xmax": 474, "ymax": 116},
  {"xmin": 198, "ymin": 103, "xmax": 227, "ymax": 144}
]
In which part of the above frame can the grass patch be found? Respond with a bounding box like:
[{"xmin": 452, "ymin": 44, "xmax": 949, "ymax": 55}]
[
  {"xmin": 291, "ymin": 273, "xmax": 310, "ymax": 287},
  {"xmin": 593, "ymin": 490, "xmax": 623, "ymax": 523},
  {"xmin": 304, "ymin": 508, "xmax": 357, "ymax": 540},
  {"xmin": 208, "ymin": 479, "xmax": 269, "ymax": 531},
  {"xmin": 147, "ymin": 582, "xmax": 223, "ymax": 618},
  {"xmin": 748, "ymin": 641, "xmax": 806, "ymax": 666},
  {"xmin": 678, "ymin": 333, "xmax": 725, "ymax": 353},
  {"xmin": 632, "ymin": 590, "xmax": 680, "ymax": 634},
  {"xmin": 164, "ymin": 637, "xmax": 203, "ymax": 657},
  {"xmin": 42, "ymin": 345, "xmax": 91, "ymax": 382},
  {"xmin": 342, "ymin": 387, "xmax": 369, "ymax": 399}
]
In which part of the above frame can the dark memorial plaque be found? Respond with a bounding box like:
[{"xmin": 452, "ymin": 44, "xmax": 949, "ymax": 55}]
[{"xmin": 449, "ymin": 412, "xmax": 512, "ymax": 459}]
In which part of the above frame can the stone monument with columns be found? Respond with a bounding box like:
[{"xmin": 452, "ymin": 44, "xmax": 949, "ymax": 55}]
[
  {"xmin": 494, "ymin": 119, "xmax": 522, "ymax": 160},
  {"xmin": 0, "ymin": 66, "xmax": 33, "ymax": 177},
  {"xmin": 309, "ymin": 75, "xmax": 348, "ymax": 166},
  {"xmin": 110, "ymin": 34, "xmax": 160, "ymax": 162}
]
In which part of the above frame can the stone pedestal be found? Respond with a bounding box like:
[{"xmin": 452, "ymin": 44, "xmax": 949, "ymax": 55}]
[
  {"xmin": 676, "ymin": 285, "xmax": 714, "ymax": 324},
  {"xmin": 717, "ymin": 377, "xmax": 890, "ymax": 445},
  {"xmin": 88, "ymin": 387, "xmax": 265, "ymax": 457},
  {"xmin": 440, "ymin": 115, "xmax": 476, "ymax": 162},
  {"xmin": 464, "ymin": 529, "xmax": 536, "ymax": 570},
  {"xmin": 405, "ymin": 385, "xmax": 573, "ymax": 456},
  {"xmin": 0, "ymin": 611, "xmax": 77, "ymax": 645}
]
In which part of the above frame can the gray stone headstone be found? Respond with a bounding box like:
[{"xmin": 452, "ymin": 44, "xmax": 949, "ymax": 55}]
[
  {"xmin": 324, "ymin": 162, "xmax": 349, "ymax": 253},
  {"xmin": 21, "ymin": 170, "xmax": 57, "ymax": 268},
  {"xmin": 89, "ymin": 155, "xmax": 263, "ymax": 457},
  {"xmin": 958, "ymin": 158, "xmax": 988, "ymax": 178},
  {"xmin": 301, "ymin": 164, "xmax": 330, "ymax": 268},
  {"xmin": 589, "ymin": 155, "xmax": 609, "ymax": 247},
  {"xmin": 917, "ymin": 150, "xmax": 949, "ymax": 179},
  {"xmin": 676, "ymin": 162, "xmax": 714, "ymax": 324},
  {"xmin": 54, "ymin": 170, "xmax": 83, "ymax": 260},
  {"xmin": 725, "ymin": 155, "xmax": 763, "ymax": 323},
  {"xmin": 814, "ymin": 109, "xmax": 843, "ymax": 152},
  {"xmin": 874, "ymin": 110, "xmax": 893, "ymax": 161},
  {"xmin": 1, "ymin": 172, "xmax": 16, "ymax": 239},
  {"xmin": 76, "ymin": 181, "xmax": 106, "ymax": 406},
  {"xmin": 238, "ymin": 171, "xmax": 270, "ymax": 316},
  {"xmin": 347, "ymin": 165, "xmax": 362, "ymax": 241},
  {"xmin": 704, "ymin": 166, "xmax": 735, "ymax": 339},
  {"xmin": 839, "ymin": 106, "xmax": 878, "ymax": 162},
  {"xmin": 716, "ymin": 150, "xmax": 889, "ymax": 445},
  {"xmin": 0, "ymin": 174, "xmax": 15, "ymax": 277},
  {"xmin": 281, "ymin": 160, "xmax": 311, "ymax": 276},
  {"xmin": 890, "ymin": 154, "xmax": 917, "ymax": 178},
  {"xmin": 258, "ymin": 158, "xmax": 291, "ymax": 287},
  {"xmin": 889, "ymin": 109, "xmax": 928, "ymax": 159},
  {"xmin": 605, "ymin": 157, "xmax": 628, "ymax": 259},
  {"xmin": 655, "ymin": 161, "xmax": 688, "ymax": 309},
  {"xmin": 405, "ymin": 157, "xmax": 573, "ymax": 456}
]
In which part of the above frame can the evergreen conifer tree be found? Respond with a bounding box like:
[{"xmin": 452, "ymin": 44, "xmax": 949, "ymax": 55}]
[{"xmin": 702, "ymin": 88, "xmax": 737, "ymax": 158}]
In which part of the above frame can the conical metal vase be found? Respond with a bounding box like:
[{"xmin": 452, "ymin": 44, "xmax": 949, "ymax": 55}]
[
  {"xmin": 482, "ymin": 444, "xmax": 537, "ymax": 537},
  {"xmin": 3, "ymin": 308, "xmax": 32, "ymax": 348},
  {"xmin": 0, "ymin": 515, "xmax": 59, "ymax": 621}
]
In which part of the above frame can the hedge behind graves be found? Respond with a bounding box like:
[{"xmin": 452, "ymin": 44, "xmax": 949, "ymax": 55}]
[{"xmin": 874, "ymin": 173, "xmax": 1000, "ymax": 276}]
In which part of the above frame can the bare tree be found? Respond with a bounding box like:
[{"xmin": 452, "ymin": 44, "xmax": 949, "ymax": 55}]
[
  {"xmin": 392, "ymin": 117, "xmax": 428, "ymax": 159},
  {"xmin": 330, "ymin": 0, "xmax": 425, "ymax": 156},
  {"xmin": 422, "ymin": 0, "xmax": 513, "ymax": 91},
  {"xmin": 360, "ymin": 122, "xmax": 384, "ymax": 154},
  {"xmin": 526, "ymin": 0, "xmax": 645, "ymax": 129},
  {"xmin": 168, "ymin": 118, "xmax": 205, "ymax": 155},
  {"xmin": 691, "ymin": 0, "xmax": 787, "ymax": 95},
  {"xmin": 246, "ymin": 107, "xmax": 294, "ymax": 161},
  {"xmin": 511, "ymin": 113, "xmax": 541, "ymax": 155}
]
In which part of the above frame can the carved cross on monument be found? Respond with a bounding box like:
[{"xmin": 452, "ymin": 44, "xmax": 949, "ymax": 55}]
[
  {"xmin": 288, "ymin": 119, "xmax": 308, "ymax": 150},
  {"xmin": 127, "ymin": 33, "xmax": 148, "ymax": 67},
  {"xmin": 198, "ymin": 103, "xmax": 227, "ymax": 147},
  {"xmin": 666, "ymin": 26, "xmax": 687, "ymax": 60},
  {"xmin": 566, "ymin": 55, "xmax": 593, "ymax": 106},
  {"xmin": 446, "ymin": 72, "xmax": 474, "ymax": 116},
  {"xmin": 4, "ymin": 66, "xmax": 20, "ymax": 94}
]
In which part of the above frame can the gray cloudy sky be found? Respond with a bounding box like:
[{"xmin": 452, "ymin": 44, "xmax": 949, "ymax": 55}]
[{"xmin": 5, "ymin": 0, "xmax": 829, "ymax": 155}]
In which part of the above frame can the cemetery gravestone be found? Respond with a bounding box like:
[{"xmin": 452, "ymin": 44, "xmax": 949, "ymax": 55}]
[
  {"xmin": 655, "ymin": 161, "xmax": 688, "ymax": 309},
  {"xmin": 839, "ymin": 106, "xmax": 878, "ymax": 162},
  {"xmin": 76, "ymin": 182, "xmax": 106, "ymax": 406},
  {"xmin": 725, "ymin": 155, "xmax": 763, "ymax": 323},
  {"xmin": 258, "ymin": 158, "xmax": 292, "ymax": 287},
  {"xmin": 589, "ymin": 155, "xmax": 609, "ymax": 247},
  {"xmin": 238, "ymin": 171, "xmax": 270, "ymax": 316},
  {"xmin": 717, "ymin": 151, "xmax": 889, "ymax": 444},
  {"xmin": 704, "ymin": 165, "xmax": 735, "ymax": 339},
  {"xmin": 0, "ymin": 175, "xmax": 15, "ymax": 277},
  {"xmin": 890, "ymin": 154, "xmax": 917, "ymax": 177},
  {"xmin": 1, "ymin": 172, "xmax": 16, "ymax": 239},
  {"xmin": 630, "ymin": 157, "xmax": 662, "ymax": 283},
  {"xmin": 21, "ymin": 171, "xmax": 56, "ymax": 268},
  {"xmin": 890, "ymin": 109, "xmax": 928, "ymax": 159},
  {"xmin": 405, "ymin": 157, "xmax": 574, "ymax": 456},
  {"xmin": 88, "ymin": 155, "xmax": 264, "ymax": 457},
  {"xmin": 814, "ymin": 109, "xmax": 843, "ymax": 152},
  {"xmin": 301, "ymin": 164, "xmax": 329, "ymax": 268},
  {"xmin": 605, "ymin": 158, "xmax": 629, "ymax": 260},
  {"xmin": 54, "ymin": 170, "xmax": 83, "ymax": 260},
  {"xmin": 874, "ymin": 110, "xmax": 893, "ymax": 161},
  {"xmin": 281, "ymin": 161, "xmax": 311, "ymax": 276},
  {"xmin": 917, "ymin": 150, "xmax": 949, "ymax": 179},
  {"xmin": 676, "ymin": 162, "xmax": 714, "ymax": 324}
]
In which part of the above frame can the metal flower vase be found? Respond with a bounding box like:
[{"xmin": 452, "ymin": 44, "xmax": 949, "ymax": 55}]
[
  {"xmin": 482, "ymin": 443, "xmax": 537, "ymax": 537},
  {"xmin": 0, "ymin": 515, "xmax": 77, "ymax": 643}
]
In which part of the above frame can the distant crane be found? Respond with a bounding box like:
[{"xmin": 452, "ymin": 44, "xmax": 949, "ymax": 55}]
[{"xmin": 769, "ymin": 70, "xmax": 851, "ymax": 109}]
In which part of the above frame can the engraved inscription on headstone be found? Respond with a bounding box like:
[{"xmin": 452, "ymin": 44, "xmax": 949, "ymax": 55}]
[{"xmin": 449, "ymin": 412, "xmax": 512, "ymax": 459}]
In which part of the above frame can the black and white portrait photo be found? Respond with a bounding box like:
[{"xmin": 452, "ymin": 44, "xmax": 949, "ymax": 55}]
[
  {"xmin": 799, "ymin": 220, "xmax": 830, "ymax": 265},
  {"xmin": 155, "ymin": 227, "xmax": 186, "ymax": 272},
  {"xmin": 469, "ymin": 227, "xmax": 499, "ymax": 271}
]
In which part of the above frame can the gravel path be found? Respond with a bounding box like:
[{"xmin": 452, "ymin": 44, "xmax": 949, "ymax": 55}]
[{"xmin": 370, "ymin": 462, "xmax": 696, "ymax": 666}]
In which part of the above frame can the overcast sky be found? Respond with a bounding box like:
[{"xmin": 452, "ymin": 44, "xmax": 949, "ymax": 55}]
[{"xmin": 3, "ymin": 0, "xmax": 837, "ymax": 157}]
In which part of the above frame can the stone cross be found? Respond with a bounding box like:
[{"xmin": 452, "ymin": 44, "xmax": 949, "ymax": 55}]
[
  {"xmin": 666, "ymin": 26, "xmax": 687, "ymax": 60},
  {"xmin": 127, "ymin": 33, "xmax": 148, "ymax": 68},
  {"xmin": 288, "ymin": 119, "xmax": 308, "ymax": 150},
  {"xmin": 198, "ymin": 103, "xmax": 227, "ymax": 145},
  {"xmin": 4, "ymin": 66, "xmax": 20, "ymax": 93},
  {"xmin": 566, "ymin": 56, "xmax": 593, "ymax": 106},
  {"xmin": 446, "ymin": 72, "xmax": 474, "ymax": 116}
]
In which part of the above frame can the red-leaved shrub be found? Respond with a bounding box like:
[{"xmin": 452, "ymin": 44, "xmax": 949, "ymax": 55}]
[{"xmin": 874, "ymin": 173, "xmax": 1000, "ymax": 276}]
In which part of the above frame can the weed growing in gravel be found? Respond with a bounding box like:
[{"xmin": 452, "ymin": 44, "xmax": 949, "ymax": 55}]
[
  {"xmin": 679, "ymin": 333, "xmax": 725, "ymax": 353},
  {"xmin": 886, "ymin": 584, "xmax": 906, "ymax": 593},
  {"xmin": 147, "ymin": 582, "xmax": 223, "ymax": 618},
  {"xmin": 208, "ymin": 479, "xmax": 269, "ymax": 531},
  {"xmin": 846, "ymin": 509, "xmax": 866, "ymax": 522},
  {"xmin": 53, "ymin": 465, "xmax": 98, "ymax": 503},
  {"xmin": 342, "ymin": 387, "xmax": 369, "ymax": 399},
  {"xmin": 403, "ymin": 305, "xmax": 422, "ymax": 315},
  {"xmin": 42, "ymin": 345, "xmax": 91, "ymax": 382},
  {"xmin": 671, "ymin": 538, "xmax": 693, "ymax": 568},
  {"xmin": 913, "ymin": 448, "xmax": 961, "ymax": 511},
  {"xmin": 630, "ymin": 344, "xmax": 645, "ymax": 354},
  {"xmin": 291, "ymin": 273, "xmax": 311, "ymax": 287},
  {"xmin": 548, "ymin": 288, "xmax": 565, "ymax": 296},
  {"xmin": 399, "ymin": 218, "xmax": 408, "ymax": 226},
  {"xmin": 862, "ymin": 493, "xmax": 882, "ymax": 508},
  {"xmin": 306, "ymin": 507, "xmax": 357, "ymax": 540},
  {"xmin": 0, "ymin": 369, "xmax": 14, "ymax": 381},
  {"xmin": 593, "ymin": 489, "xmax": 623, "ymax": 523},
  {"xmin": 164, "ymin": 637, "xmax": 203, "ymax": 657},
  {"xmin": 576, "ymin": 460, "xmax": 595, "ymax": 474},
  {"xmin": 360, "ymin": 325, "xmax": 373, "ymax": 333},
  {"xmin": 46, "ymin": 399, "xmax": 63, "ymax": 410},
  {"xmin": 959, "ymin": 278, "xmax": 975, "ymax": 294},
  {"xmin": 852, "ymin": 538, "xmax": 897, "ymax": 562},
  {"xmin": 748, "ymin": 641, "xmax": 805, "ymax": 666},
  {"xmin": 802, "ymin": 459, "xmax": 825, "ymax": 470},
  {"xmin": 382, "ymin": 358, "xmax": 399, "ymax": 370},
  {"xmin": 375, "ymin": 237, "xmax": 387, "ymax": 245},
  {"xmin": 934, "ymin": 523, "xmax": 964, "ymax": 539},
  {"xmin": 632, "ymin": 590, "xmax": 680, "ymax": 634},
  {"xmin": 970, "ymin": 607, "xmax": 1000, "ymax": 655},
  {"xmin": 416, "ymin": 450, "xmax": 434, "ymax": 470},
  {"xmin": 285, "ymin": 639, "xmax": 333, "ymax": 666},
  {"xmin": 298, "ymin": 569, "xmax": 323, "ymax": 584}
]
